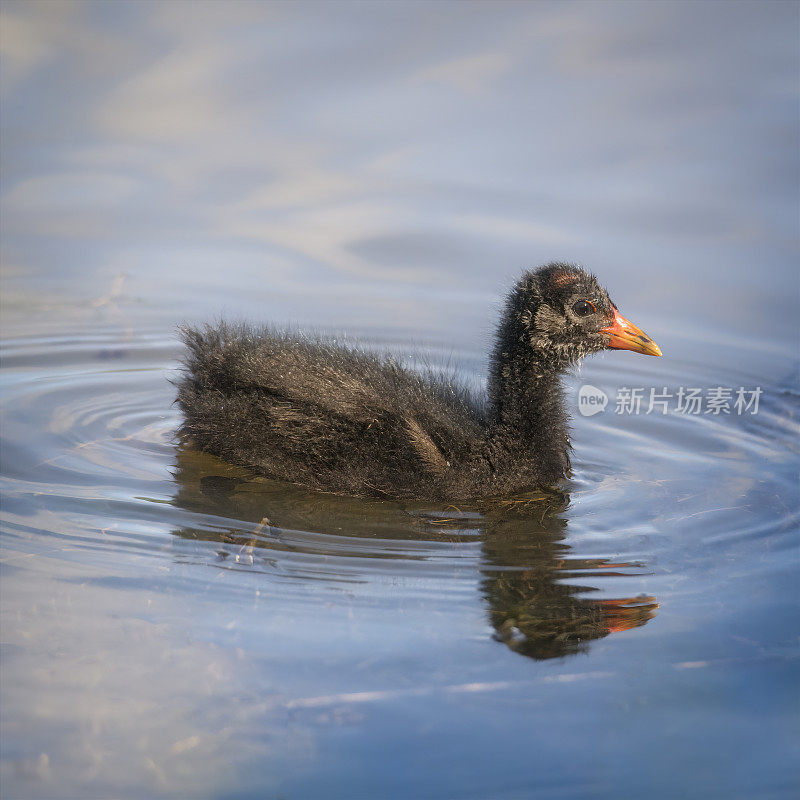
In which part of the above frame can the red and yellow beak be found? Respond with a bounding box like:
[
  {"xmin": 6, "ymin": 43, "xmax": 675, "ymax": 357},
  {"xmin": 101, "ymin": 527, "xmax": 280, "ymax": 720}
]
[{"xmin": 601, "ymin": 307, "xmax": 662, "ymax": 357}]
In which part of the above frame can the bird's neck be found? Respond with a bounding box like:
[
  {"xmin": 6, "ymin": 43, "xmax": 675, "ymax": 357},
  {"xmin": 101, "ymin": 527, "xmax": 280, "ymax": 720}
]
[{"xmin": 485, "ymin": 344, "xmax": 571, "ymax": 489}]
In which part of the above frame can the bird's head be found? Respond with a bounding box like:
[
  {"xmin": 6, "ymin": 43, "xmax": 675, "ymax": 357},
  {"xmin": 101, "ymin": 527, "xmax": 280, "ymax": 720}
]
[{"xmin": 502, "ymin": 263, "xmax": 661, "ymax": 372}]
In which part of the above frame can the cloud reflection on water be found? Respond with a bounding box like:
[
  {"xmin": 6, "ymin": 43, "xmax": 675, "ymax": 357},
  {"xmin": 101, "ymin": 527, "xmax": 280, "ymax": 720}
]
[{"xmin": 1, "ymin": 0, "xmax": 797, "ymax": 349}]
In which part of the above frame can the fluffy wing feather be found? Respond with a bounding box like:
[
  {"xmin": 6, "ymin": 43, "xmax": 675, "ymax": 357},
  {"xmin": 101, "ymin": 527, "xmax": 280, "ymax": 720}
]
[{"xmin": 176, "ymin": 323, "xmax": 484, "ymax": 497}]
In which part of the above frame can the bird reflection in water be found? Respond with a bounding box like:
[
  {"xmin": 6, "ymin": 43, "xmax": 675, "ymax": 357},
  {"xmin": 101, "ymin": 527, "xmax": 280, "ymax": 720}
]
[
  {"xmin": 170, "ymin": 449, "xmax": 657, "ymax": 661},
  {"xmin": 475, "ymin": 498, "xmax": 657, "ymax": 660}
]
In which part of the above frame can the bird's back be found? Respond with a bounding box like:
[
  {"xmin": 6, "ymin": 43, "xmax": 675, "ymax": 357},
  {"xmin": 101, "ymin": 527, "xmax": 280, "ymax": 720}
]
[{"xmin": 176, "ymin": 323, "xmax": 487, "ymax": 498}]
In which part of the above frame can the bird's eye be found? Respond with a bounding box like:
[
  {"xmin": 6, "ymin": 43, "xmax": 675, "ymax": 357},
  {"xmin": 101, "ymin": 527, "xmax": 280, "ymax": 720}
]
[{"xmin": 572, "ymin": 300, "xmax": 597, "ymax": 317}]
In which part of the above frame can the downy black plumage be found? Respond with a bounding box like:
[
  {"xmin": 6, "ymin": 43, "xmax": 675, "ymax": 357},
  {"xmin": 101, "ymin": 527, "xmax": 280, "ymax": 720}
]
[{"xmin": 176, "ymin": 263, "xmax": 661, "ymax": 500}]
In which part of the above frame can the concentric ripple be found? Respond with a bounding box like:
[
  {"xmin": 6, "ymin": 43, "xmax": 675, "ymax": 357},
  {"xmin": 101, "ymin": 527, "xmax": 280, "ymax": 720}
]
[{"xmin": 1, "ymin": 326, "xmax": 798, "ymax": 659}]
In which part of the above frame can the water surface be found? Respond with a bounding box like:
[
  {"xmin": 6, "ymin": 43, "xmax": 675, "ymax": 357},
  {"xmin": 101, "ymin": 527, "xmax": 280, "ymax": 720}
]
[{"xmin": 1, "ymin": 2, "xmax": 798, "ymax": 798}]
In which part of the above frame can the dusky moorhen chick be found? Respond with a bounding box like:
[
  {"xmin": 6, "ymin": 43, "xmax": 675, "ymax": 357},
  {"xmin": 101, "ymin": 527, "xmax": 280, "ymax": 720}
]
[{"xmin": 176, "ymin": 263, "xmax": 660, "ymax": 500}]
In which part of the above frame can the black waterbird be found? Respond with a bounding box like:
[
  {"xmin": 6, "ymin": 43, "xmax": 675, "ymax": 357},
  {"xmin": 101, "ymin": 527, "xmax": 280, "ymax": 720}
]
[{"xmin": 176, "ymin": 263, "xmax": 661, "ymax": 500}]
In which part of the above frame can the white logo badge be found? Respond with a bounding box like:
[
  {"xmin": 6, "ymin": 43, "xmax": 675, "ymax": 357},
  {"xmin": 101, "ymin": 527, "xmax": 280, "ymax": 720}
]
[{"xmin": 578, "ymin": 385, "xmax": 608, "ymax": 416}]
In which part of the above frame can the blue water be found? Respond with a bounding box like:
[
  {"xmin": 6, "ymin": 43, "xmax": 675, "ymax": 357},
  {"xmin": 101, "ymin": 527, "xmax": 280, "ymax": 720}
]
[{"xmin": 1, "ymin": 2, "xmax": 798, "ymax": 798}]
